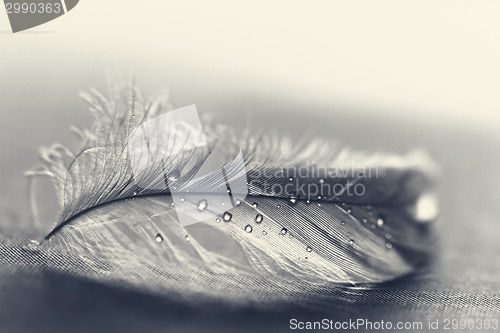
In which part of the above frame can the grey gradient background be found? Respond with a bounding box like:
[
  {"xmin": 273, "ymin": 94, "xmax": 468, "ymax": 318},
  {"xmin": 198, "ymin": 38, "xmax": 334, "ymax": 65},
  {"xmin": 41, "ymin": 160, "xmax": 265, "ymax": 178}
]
[{"xmin": 1, "ymin": 1, "xmax": 500, "ymax": 332}]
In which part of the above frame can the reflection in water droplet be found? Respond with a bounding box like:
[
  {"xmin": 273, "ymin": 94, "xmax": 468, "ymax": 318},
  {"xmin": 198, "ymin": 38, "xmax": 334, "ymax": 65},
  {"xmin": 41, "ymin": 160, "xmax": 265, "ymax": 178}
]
[
  {"xmin": 377, "ymin": 218, "xmax": 384, "ymax": 226},
  {"xmin": 386, "ymin": 243, "xmax": 393, "ymax": 249},
  {"xmin": 255, "ymin": 214, "xmax": 263, "ymax": 223},
  {"xmin": 280, "ymin": 227, "xmax": 288, "ymax": 235},
  {"xmin": 216, "ymin": 218, "xmax": 221, "ymax": 223},
  {"xmin": 155, "ymin": 234, "xmax": 164, "ymax": 243},
  {"xmin": 252, "ymin": 202, "xmax": 258, "ymax": 208},
  {"xmin": 223, "ymin": 212, "xmax": 232, "ymax": 221},
  {"xmin": 167, "ymin": 170, "xmax": 181, "ymax": 182},
  {"xmin": 262, "ymin": 230, "xmax": 268, "ymax": 235},
  {"xmin": 306, "ymin": 246, "xmax": 313, "ymax": 252},
  {"xmin": 197, "ymin": 199, "xmax": 208, "ymax": 211},
  {"xmin": 245, "ymin": 225, "xmax": 253, "ymax": 233}
]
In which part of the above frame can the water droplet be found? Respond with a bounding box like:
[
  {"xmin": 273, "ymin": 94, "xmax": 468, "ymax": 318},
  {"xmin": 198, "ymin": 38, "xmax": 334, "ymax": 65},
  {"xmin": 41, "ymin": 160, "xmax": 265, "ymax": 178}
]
[
  {"xmin": 347, "ymin": 232, "xmax": 351, "ymax": 236},
  {"xmin": 216, "ymin": 218, "xmax": 221, "ymax": 223},
  {"xmin": 185, "ymin": 234, "xmax": 191, "ymax": 242},
  {"xmin": 377, "ymin": 218, "xmax": 384, "ymax": 226},
  {"xmin": 341, "ymin": 221, "xmax": 346, "ymax": 226},
  {"xmin": 317, "ymin": 203, "xmax": 322, "ymax": 207},
  {"xmin": 155, "ymin": 234, "xmax": 164, "ymax": 243},
  {"xmin": 347, "ymin": 207, "xmax": 352, "ymax": 213},
  {"xmin": 262, "ymin": 230, "xmax": 268, "ymax": 235},
  {"xmin": 26, "ymin": 239, "xmax": 40, "ymax": 251},
  {"xmin": 289, "ymin": 177, "xmax": 293, "ymax": 181},
  {"xmin": 280, "ymin": 227, "xmax": 288, "ymax": 235},
  {"xmin": 132, "ymin": 114, "xmax": 136, "ymax": 118},
  {"xmin": 133, "ymin": 191, "xmax": 137, "ymax": 196},
  {"xmin": 349, "ymin": 239, "xmax": 355, "ymax": 245},
  {"xmin": 245, "ymin": 225, "xmax": 253, "ymax": 233},
  {"xmin": 277, "ymin": 204, "xmax": 281, "ymax": 208},
  {"xmin": 289, "ymin": 234, "xmax": 294, "ymax": 239},
  {"xmin": 362, "ymin": 218, "xmax": 368, "ymax": 223},
  {"xmin": 235, "ymin": 199, "xmax": 241, "ymax": 206},
  {"xmin": 317, "ymin": 195, "xmax": 322, "ymax": 200},
  {"xmin": 170, "ymin": 202, "xmax": 175, "ymax": 206},
  {"xmin": 371, "ymin": 224, "xmax": 376, "ymax": 229},
  {"xmin": 180, "ymin": 198, "xmax": 185, "ymax": 202},
  {"xmin": 221, "ymin": 202, "xmax": 226, "ymax": 206},
  {"xmin": 306, "ymin": 200, "xmax": 311, "ymax": 204},
  {"xmin": 306, "ymin": 246, "xmax": 313, "ymax": 252},
  {"xmin": 386, "ymin": 243, "xmax": 393, "ymax": 249},
  {"xmin": 252, "ymin": 202, "xmax": 258, "ymax": 208},
  {"xmin": 385, "ymin": 233, "xmax": 392, "ymax": 239},
  {"xmin": 167, "ymin": 170, "xmax": 181, "ymax": 182},
  {"xmin": 319, "ymin": 178, "xmax": 324, "ymax": 184},
  {"xmin": 255, "ymin": 214, "xmax": 263, "ymax": 223},
  {"xmin": 289, "ymin": 198, "xmax": 297, "ymax": 204},
  {"xmin": 223, "ymin": 212, "xmax": 232, "ymax": 222},
  {"xmin": 197, "ymin": 199, "xmax": 208, "ymax": 211}
]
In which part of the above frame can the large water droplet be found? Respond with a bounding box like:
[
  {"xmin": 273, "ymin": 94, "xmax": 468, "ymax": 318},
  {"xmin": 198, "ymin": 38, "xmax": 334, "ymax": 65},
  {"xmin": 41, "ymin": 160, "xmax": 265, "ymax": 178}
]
[
  {"xmin": 280, "ymin": 227, "xmax": 288, "ymax": 235},
  {"xmin": 197, "ymin": 199, "xmax": 208, "ymax": 211},
  {"xmin": 377, "ymin": 218, "xmax": 384, "ymax": 226},
  {"xmin": 245, "ymin": 225, "xmax": 253, "ymax": 233},
  {"xmin": 306, "ymin": 246, "xmax": 313, "ymax": 252},
  {"xmin": 255, "ymin": 214, "xmax": 263, "ymax": 223},
  {"xmin": 155, "ymin": 234, "xmax": 164, "ymax": 243},
  {"xmin": 167, "ymin": 170, "xmax": 181, "ymax": 182},
  {"xmin": 223, "ymin": 212, "xmax": 232, "ymax": 222}
]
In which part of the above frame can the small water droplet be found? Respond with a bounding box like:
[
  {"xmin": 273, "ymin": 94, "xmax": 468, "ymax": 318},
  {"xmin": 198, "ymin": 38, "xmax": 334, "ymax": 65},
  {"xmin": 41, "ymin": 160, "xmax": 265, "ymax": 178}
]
[
  {"xmin": 197, "ymin": 199, "xmax": 208, "ymax": 211},
  {"xmin": 216, "ymin": 218, "xmax": 221, "ymax": 223},
  {"xmin": 133, "ymin": 191, "xmax": 137, "ymax": 196},
  {"xmin": 255, "ymin": 214, "xmax": 263, "ymax": 223},
  {"xmin": 385, "ymin": 233, "xmax": 392, "ymax": 239},
  {"xmin": 371, "ymin": 224, "xmax": 376, "ymax": 229},
  {"xmin": 170, "ymin": 202, "xmax": 175, "ymax": 206},
  {"xmin": 377, "ymin": 218, "xmax": 384, "ymax": 226},
  {"xmin": 306, "ymin": 200, "xmax": 311, "ymax": 204},
  {"xmin": 386, "ymin": 242, "xmax": 393, "ymax": 249},
  {"xmin": 347, "ymin": 207, "xmax": 352, "ymax": 213},
  {"xmin": 349, "ymin": 239, "xmax": 355, "ymax": 245},
  {"xmin": 277, "ymin": 204, "xmax": 281, "ymax": 208},
  {"xmin": 317, "ymin": 196, "xmax": 322, "ymax": 200},
  {"xmin": 289, "ymin": 198, "xmax": 297, "ymax": 204},
  {"xmin": 132, "ymin": 114, "xmax": 136, "ymax": 118},
  {"xmin": 347, "ymin": 232, "xmax": 351, "ymax": 236},
  {"xmin": 252, "ymin": 202, "xmax": 258, "ymax": 208},
  {"xmin": 235, "ymin": 199, "xmax": 241, "ymax": 206},
  {"xmin": 155, "ymin": 234, "xmax": 164, "ymax": 243},
  {"xmin": 289, "ymin": 177, "xmax": 293, "ymax": 181},
  {"xmin": 185, "ymin": 234, "xmax": 191, "ymax": 242},
  {"xmin": 245, "ymin": 225, "xmax": 253, "ymax": 233},
  {"xmin": 26, "ymin": 239, "xmax": 40, "ymax": 251},
  {"xmin": 289, "ymin": 234, "xmax": 294, "ymax": 239},
  {"xmin": 262, "ymin": 230, "xmax": 268, "ymax": 235},
  {"xmin": 341, "ymin": 221, "xmax": 346, "ymax": 226},
  {"xmin": 317, "ymin": 203, "xmax": 322, "ymax": 207},
  {"xmin": 180, "ymin": 197, "xmax": 185, "ymax": 202},
  {"xmin": 280, "ymin": 227, "xmax": 288, "ymax": 235},
  {"xmin": 306, "ymin": 246, "xmax": 313, "ymax": 252},
  {"xmin": 221, "ymin": 202, "xmax": 226, "ymax": 206},
  {"xmin": 319, "ymin": 178, "xmax": 324, "ymax": 184},
  {"xmin": 223, "ymin": 212, "xmax": 232, "ymax": 222}
]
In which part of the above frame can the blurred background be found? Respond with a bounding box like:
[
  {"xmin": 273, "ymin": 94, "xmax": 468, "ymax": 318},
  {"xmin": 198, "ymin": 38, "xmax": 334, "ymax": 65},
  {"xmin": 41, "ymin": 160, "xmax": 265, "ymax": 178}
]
[{"xmin": 1, "ymin": 1, "xmax": 499, "ymax": 332}]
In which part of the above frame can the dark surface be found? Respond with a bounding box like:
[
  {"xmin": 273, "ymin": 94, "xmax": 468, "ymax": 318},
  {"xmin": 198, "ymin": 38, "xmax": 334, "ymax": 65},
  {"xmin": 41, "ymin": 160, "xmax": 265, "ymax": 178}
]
[{"xmin": 1, "ymin": 89, "xmax": 499, "ymax": 332}]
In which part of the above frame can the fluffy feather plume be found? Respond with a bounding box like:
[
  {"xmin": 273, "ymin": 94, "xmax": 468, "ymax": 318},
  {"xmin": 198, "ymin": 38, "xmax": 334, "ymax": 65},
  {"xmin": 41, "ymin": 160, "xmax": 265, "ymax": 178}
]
[{"xmin": 25, "ymin": 81, "xmax": 439, "ymax": 306}]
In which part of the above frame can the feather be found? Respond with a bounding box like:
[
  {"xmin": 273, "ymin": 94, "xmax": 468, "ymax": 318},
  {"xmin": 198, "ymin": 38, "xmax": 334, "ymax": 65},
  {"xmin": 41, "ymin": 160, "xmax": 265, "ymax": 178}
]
[{"xmin": 25, "ymin": 81, "xmax": 439, "ymax": 306}]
